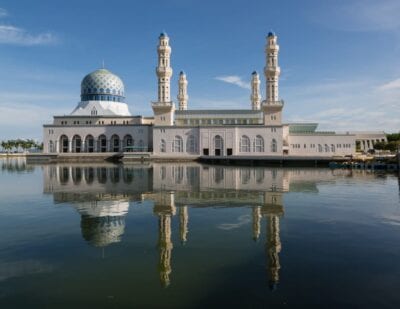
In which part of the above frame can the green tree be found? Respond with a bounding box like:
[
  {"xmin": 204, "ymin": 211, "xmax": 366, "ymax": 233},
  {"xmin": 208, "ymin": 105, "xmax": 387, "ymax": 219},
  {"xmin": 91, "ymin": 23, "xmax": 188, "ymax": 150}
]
[{"xmin": 387, "ymin": 133, "xmax": 400, "ymax": 142}]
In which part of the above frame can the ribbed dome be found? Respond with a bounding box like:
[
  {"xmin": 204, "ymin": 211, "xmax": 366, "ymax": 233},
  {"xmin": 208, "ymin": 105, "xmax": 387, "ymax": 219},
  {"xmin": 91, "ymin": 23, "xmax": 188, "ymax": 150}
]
[{"xmin": 80, "ymin": 69, "xmax": 125, "ymax": 102}]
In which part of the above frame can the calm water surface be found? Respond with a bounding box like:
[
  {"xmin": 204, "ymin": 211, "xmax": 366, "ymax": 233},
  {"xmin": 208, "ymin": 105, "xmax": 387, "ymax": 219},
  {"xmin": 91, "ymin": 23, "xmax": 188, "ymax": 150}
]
[{"xmin": 0, "ymin": 158, "xmax": 400, "ymax": 308}]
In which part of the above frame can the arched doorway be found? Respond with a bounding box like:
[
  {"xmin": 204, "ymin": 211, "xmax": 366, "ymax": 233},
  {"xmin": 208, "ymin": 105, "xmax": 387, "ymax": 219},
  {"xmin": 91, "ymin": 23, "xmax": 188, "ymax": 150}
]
[
  {"xmin": 85, "ymin": 135, "xmax": 95, "ymax": 152},
  {"xmin": 60, "ymin": 135, "xmax": 69, "ymax": 153},
  {"xmin": 72, "ymin": 135, "xmax": 82, "ymax": 153},
  {"xmin": 214, "ymin": 135, "xmax": 223, "ymax": 156}
]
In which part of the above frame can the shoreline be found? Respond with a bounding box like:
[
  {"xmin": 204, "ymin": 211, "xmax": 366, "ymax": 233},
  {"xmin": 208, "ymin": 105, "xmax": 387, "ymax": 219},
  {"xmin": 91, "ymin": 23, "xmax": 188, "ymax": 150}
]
[{"xmin": 20, "ymin": 152, "xmax": 376, "ymax": 168}]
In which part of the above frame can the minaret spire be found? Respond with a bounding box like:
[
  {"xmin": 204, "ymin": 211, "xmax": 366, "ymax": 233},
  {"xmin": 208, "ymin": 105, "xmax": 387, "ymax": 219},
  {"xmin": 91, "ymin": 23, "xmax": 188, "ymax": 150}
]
[
  {"xmin": 251, "ymin": 71, "xmax": 261, "ymax": 110},
  {"xmin": 264, "ymin": 32, "xmax": 280, "ymax": 103},
  {"xmin": 262, "ymin": 32, "xmax": 283, "ymax": 127},
  {"xmin": 157, "ymin": 32, "xmax": 173, "ymax": 103},
  {"xmin": 177, "ymin": 71, "xmax": 188, "ymax": 111},
  {"xmin": 152, "ymin": 32, "xmax": 175, "ymax": 126}
]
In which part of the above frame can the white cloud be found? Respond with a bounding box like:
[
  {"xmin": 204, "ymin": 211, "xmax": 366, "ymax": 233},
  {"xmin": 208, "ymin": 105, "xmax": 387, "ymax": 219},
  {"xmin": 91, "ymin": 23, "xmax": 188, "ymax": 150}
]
[
  {"xmin": 0, "ymin": 92, "xmax": 72, "ymax": 139},
  {"xmin": 310, "ymin": 0, "xmax": 400, "ymax": 32},
  {"xmin": 0, "ymin": 8, "xmax": 8, "ymax": 18},
  {"xmin": 218, "ymin": 215, "xmax": 251, "ymax": 231},
  {"xmin": 215, "ymin": 75, "xmax": 250, "ymax": 89},
  {"xmin": 0, "ymin": 25, "xmax": 57, "ymax": 46},
  {"xmin": 284, "ymin": 77, "xmax": 400, "ymax": 132},
  {"xmin": 379, "ymin": 78, "xmax": 400, "ymax": 91}
]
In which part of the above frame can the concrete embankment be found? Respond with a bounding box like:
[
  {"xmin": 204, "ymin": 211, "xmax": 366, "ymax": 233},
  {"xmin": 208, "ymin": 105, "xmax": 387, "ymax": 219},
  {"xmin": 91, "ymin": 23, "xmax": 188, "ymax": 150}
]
[{"xmin": 25, "ymin": 152, "xmax": 352, "ymax": 167}]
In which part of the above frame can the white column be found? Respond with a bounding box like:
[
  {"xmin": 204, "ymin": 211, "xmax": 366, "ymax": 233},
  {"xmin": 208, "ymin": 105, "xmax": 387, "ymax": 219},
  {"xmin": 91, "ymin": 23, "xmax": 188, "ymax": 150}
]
[
  {"xmin": 177, "ymin": 71, "xmax": 188, "ymax": 110},
  {"xmin": 251, "ymin": 71, "xmax": 261, "ymax": 110}
]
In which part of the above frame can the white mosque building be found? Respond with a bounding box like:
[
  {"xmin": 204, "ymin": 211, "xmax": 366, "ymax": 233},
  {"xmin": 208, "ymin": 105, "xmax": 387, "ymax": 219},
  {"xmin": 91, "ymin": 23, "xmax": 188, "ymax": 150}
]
[{"xmin": 43, "ymin": 32, "xmax": 386, "ymax": 158}]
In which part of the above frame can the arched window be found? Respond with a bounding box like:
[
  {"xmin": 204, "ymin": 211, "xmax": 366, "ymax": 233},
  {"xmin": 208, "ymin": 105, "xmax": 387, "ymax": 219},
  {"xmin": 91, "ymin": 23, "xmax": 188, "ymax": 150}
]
[
  {"xmin": 123, "ymin": 135, "xmax": 133, "ymax": 152},
  {"xmin": 160, "ymin": 139, "xmax": 166, "ymax": 153},
  {"xmin": 85, "ymin": 135, "xmax": 94, "ymax": 152},
  {"xmin": 331, "ymin": 144, "xmax": 335, "ymax": 152},
  {"xmin": 254, "ymin": 135, "xmax": 264, "ymax": 152},
  {"xmin": 110, "ymin": 135, "xmax": 120, "ymax": 152},
  {"xmin": 240, "ymin": 135, "xmax": 251, "ymax": 152},
  {"xmin": 72, "ymin": 135, "xmax": 82, "ymax": 153},
  {"xmin": 186, "ymin": 135, "xmax": 197, "ymax": 153},
  {"xmin": 325, "ymin": 144, "xmax": 329, "ymax": 152},
  {"xmin": 173, "ymin": 135, "xmax": 183, "ymax": 152},
  {"xmin": 214, "ymin": 135, "xmax": 223, "ymax": 156},
  {"xmin": 98, "ymin": 135, "xmax": 107, "ymax": 152},
  {"xmin": 60, "ymin": 135, "xmax": 69, "ymax": 153},
  {"xmin": 271, "ymin": 138, "xmax": 277, "ymax": 153},
  {"xmin": 318, "ymin": 144, "xmax": 323, "ymax": 152}
]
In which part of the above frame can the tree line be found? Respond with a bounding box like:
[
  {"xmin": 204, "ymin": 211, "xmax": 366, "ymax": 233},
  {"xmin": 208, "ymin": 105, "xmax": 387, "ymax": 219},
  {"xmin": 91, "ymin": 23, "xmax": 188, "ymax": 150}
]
[
  {"xmin": 373, "ymin": 133, "xmax": 400, "ymax": 152},
  {"xmin": 0, "ymin": 139, "xmax": 43, "ymax": 152}
]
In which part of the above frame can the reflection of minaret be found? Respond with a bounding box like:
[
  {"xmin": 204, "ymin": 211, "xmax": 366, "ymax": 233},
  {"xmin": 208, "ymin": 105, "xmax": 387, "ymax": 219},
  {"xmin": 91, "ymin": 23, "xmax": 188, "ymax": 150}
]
[
  {"xmin": 154, "ymin": 192, "xmax": 176, "ymax": 288},
  {"xmin": 266, "ymin": 215, "xmax": 281, "ymax": 290},
  {"xmin": 158, "ymin": 213, "xmax": 173, "ymax": 287},
  {"xmin": 179, "ymin": 206, "xmax": 189, "ymax": 244},
  {"xmin": 252, "ymin": 206, "xmax": 261, "ymax": 241}
]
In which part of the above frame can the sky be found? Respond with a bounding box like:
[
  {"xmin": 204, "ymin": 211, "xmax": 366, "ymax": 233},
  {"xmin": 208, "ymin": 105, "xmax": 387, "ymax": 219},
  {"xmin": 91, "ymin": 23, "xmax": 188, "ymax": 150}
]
[{"xmin": 0, "ymin": 0, "xmax": 399, "ymax": 140}]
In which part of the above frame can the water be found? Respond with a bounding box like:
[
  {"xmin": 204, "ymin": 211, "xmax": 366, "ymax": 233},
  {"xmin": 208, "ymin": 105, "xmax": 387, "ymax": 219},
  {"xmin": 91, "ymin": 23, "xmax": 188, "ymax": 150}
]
[{"xmin": 0, "ymin": 158, "xmax": 400, "ymax": 307}]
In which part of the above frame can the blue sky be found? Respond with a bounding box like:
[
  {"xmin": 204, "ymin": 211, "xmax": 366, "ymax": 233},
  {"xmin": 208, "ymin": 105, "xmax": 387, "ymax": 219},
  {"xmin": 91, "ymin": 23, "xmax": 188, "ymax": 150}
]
[{"xmin": 0, "ymin": 0, "xmax": 399, "ymax": 140}]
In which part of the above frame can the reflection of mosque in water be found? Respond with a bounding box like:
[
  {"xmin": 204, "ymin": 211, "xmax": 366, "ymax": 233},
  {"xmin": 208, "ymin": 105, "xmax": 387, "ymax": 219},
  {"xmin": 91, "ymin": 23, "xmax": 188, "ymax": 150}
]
[{"xmin": 42, "ymin": 163, "xmax": 346, "ymax": 288}]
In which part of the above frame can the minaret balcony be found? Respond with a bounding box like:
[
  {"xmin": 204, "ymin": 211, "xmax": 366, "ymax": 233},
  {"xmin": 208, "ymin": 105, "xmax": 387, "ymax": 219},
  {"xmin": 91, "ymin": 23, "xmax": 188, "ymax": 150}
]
[
  {"xmin": 156, "ymin": 67, "xmax": 173, "ymax": 75},
  {"xmin": 263, "ymin": 100, "xmax": 284, "ymax": 108}
]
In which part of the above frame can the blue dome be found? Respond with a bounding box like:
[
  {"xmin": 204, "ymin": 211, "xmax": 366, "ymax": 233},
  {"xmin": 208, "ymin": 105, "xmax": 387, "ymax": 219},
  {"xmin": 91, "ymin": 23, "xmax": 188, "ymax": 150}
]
[
  {"xmin": 81, "ymin": 69, "xmax": 125, "ymax": 102},
  {"xmin": 268, "ymin": 31, "xmax": 275, "ymax": 37},
  {"xmin": 252, "ymin": 71, "xmax": 257, "ymax": 75}
]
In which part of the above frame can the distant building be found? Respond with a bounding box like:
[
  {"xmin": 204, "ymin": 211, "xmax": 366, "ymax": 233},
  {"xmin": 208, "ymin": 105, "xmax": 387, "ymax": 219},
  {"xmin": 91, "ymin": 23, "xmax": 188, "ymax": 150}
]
[{"xmin": 43, "ymin": 32, "xmax": 386, "ymax": 157}]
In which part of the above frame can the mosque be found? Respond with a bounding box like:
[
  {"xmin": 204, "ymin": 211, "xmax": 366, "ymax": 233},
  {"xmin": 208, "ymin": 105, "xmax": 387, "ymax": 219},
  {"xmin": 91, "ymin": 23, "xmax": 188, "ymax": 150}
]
[{"xmin": 43, "ymin": 32, "xmax": 386, "ymax": 158}]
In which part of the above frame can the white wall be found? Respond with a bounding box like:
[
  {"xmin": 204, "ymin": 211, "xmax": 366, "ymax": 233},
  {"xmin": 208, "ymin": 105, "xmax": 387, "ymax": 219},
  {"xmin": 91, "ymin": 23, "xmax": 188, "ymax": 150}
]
[{"xmin": 287, "ymin": 134, "xmax": 356, "ymax": 156}]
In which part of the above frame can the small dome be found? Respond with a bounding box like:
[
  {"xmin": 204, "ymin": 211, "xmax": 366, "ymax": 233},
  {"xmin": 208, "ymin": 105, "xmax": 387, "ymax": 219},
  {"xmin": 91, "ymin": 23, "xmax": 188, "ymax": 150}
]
[
  {"xmin": 81, "ymin": 69, "xmax": 125, "ymax": 102},
  {"xmin": 252, "ymin": 71, "xmax": 257, "ymax": 75},
  {"xmin": 268, "ymin": 31, "xmax": 275, "ymax": 37}
]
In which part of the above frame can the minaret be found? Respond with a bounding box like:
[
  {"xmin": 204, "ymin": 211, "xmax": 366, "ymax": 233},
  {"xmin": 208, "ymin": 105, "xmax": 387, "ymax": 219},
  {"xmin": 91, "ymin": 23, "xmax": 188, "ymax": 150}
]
[
  {"xmin": 252, "ymin": 206, "xmax": 262, "ymax": 241},
  {"xmin": 251, "ymin": 71, "xmax": 261, "ymax": 110},
  {"xmin": 152, "ymin": 32, "xmax": 175, "ymax": 126},
  {"xmin": 262, "ymin": 32, "xmax": 284, "ymax": 127},
  {"xmin": 177, "ymin": 71, "xmax": 188, "ymax": 111},
  {"xmin": 264, "ymin": 32, "xmax": 280, "ymax": 103},
  {"xmin": 157, "ymin": 32, "xmax": 172, "ymax": 103},
  {"xmin": 179, "ymin": 206, "xmax": 189, "ymax": 244}
]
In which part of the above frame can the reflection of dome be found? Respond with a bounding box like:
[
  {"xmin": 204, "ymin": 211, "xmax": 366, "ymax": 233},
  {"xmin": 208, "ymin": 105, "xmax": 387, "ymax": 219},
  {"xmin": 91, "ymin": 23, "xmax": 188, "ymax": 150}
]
[
  {"xmin": 81, "ymin": 215, "xmax": 125, "ymax": 247},
  {"xmin": 80, "ymin": 69, "xmax": 125, "ymax": 102}
]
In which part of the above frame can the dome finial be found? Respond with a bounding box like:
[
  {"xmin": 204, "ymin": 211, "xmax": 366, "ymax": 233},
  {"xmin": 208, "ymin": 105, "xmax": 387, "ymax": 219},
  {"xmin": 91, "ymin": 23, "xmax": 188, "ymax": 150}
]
[{"xmin": 102, "ymin": 59, "xmax": 105, "ymax": 69}]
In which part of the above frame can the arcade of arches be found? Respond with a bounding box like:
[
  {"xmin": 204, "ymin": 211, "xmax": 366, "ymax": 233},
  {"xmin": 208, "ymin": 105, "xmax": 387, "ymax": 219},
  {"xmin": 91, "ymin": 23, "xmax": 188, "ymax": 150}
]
[{"xmin": 53, "ymin": 134, "xmax": 144, "ymax": 153}]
